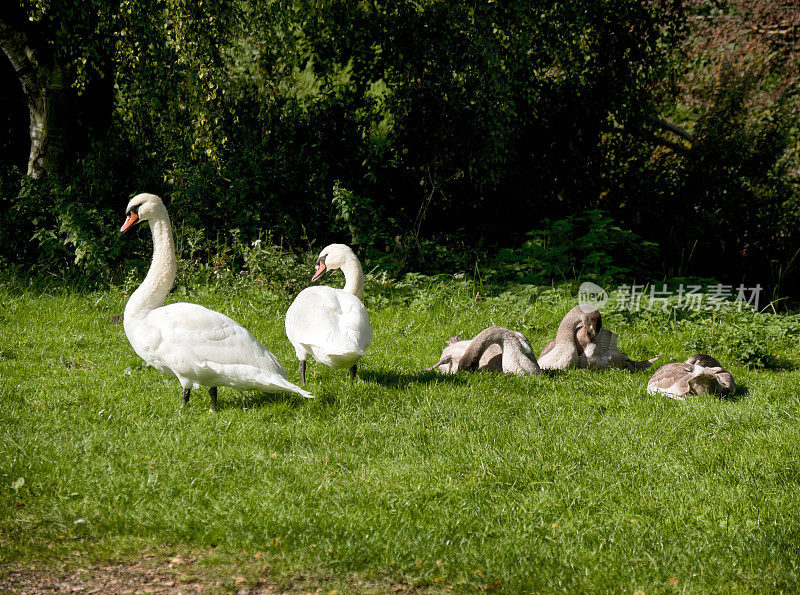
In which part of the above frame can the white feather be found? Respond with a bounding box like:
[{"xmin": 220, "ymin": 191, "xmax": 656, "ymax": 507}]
[
  {"xmin": 286, "ymin": 286, "xmax": 372, "ymax": 369},
  {"xmin": 285, "ymin": 244, "xmax": 373, "ymax": 374},
  {"xmin": 122, "ymin": 193, "xmax": 312, "ymax": 404}
]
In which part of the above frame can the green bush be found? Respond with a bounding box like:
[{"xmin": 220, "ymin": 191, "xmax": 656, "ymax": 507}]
[{"xmin": 485, "ymin": 210, "xmax": 659, "ymax": 284}]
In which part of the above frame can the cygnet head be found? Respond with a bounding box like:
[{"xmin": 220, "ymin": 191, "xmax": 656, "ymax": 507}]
[
  {"xmin": 511, "ymin": 330, "xmax": 533, "ymax": 354},
  {"xmin": 312, "ymin": 243, "xmax": 356, "ymax": 281},
  {"xmin": 686, "ymin": 353, "xmax": 723, "ymax": 368},
  {"xmin": 715, "ymin": 371, "xmax": 736, "ymax": 396},
  {"xmin": 578, "ymin": 305, "xmax": 602, "ymax": 341},
  {"xmin": 121, "ymin": 193, "xmax": 167, "ymax": 233}
]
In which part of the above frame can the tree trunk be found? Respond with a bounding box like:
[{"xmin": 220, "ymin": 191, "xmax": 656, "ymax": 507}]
[{"xmin": 0, "ymin": 23, "xmax": 75, "ymax": 179}]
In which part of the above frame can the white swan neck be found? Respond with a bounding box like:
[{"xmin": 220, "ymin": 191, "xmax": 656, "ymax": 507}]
[
  {"xmin": 125, "ymin": 213, "xmax": 177, "ymax": 318},
  {"xmin": 341, "ymin": 254, "xmax": 364, "ymax": 299}
]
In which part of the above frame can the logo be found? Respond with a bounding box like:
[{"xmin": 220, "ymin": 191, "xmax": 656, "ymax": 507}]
[{"xmin": 578, "ymin": 281, "xmax": 608, "ymax": 310}]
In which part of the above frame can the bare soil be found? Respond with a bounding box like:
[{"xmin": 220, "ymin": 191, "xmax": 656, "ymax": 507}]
[{"xmin": 0, "ymin": 554, "xmax": 282, "ymax": 594}]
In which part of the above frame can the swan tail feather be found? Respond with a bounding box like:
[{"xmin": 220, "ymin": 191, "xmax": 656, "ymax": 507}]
[
  {"xmin": 629, "ymin": 353, "xmax": 662, "ymax": 371},
  {"xmin": 259, "ymin": 374, "xmax": 315, "ymax": 399}
]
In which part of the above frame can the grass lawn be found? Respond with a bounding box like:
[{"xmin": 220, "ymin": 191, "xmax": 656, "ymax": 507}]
[{"xmin": 1, "ymin": 273, "xmax": 799, "ymax": 592}]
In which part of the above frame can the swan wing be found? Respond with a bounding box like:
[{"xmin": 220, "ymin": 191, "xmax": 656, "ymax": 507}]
[
  {"xmin": 647, "ymin": 362, "xmax": 694, "ymax": 398},
  {"xmin": 146, "ymin": 303, "xmax": 288, "ymax": 384},
  {"xmin": 286, "ymin": 286, "xmax": 372, "ymax": 359},
  {"xmin": 539, "ymin": 339, "xmax": 556, "ymax": 358},
  {"xmin": 594, "ymin": 328, "xmax": 619, "ymax": 353}
]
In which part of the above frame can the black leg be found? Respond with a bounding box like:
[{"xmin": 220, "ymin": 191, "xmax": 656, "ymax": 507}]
[
  {"xmin": 182, "ymin": 388, "xmax": 190, "ymax": 408},
  {"xmin": 299, "ymin": 360, "xmax": 307, "ymax": 386},
  {"xmin": 209, "ymin": 387, "xmax": 217, "ymax": 413},
  {"xmin": 350, "ymin": 364, "xmax": 357, "ymax": 381}
]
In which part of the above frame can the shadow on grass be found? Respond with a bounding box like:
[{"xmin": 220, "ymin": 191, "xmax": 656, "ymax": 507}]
[
  {"xmin": 359, "ymin": 368, "xmax": 468, "ymax": 388},
  {"xmin": 537, "ymin": 368, "xmax": 583, "ymax": 380},
  {"xmin": 723, "ymin": 382, "xmax": 748, "ymax": 402},
  {"xmin": 213, "ymin": 388, "xmax": 339, "ymax": 411},
  {"xmin": 764, "ymin": 358, "xmax": 798, "ymax": 372}
]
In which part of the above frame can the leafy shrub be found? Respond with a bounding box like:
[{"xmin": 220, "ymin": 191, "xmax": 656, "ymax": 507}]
[
  {"xmin": 685, "ymin": 311, "xmax": 800, "ymax": 369},
  {"xmin": 485, "ymin": 210, "xmax": 659, "ymax": 285}
]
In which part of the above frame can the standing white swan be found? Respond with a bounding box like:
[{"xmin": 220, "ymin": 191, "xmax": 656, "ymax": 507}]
[
  {"xmin": 120, "ymin": 193, "xmax": 313, "ymax": 411},
  {"xmin": 285, "ymin": 244, "xmax": 373, "ymax": 383}
]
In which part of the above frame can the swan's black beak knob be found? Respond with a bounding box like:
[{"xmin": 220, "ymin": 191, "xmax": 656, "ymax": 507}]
[
  {"xmin": 121, "ymin": 211, "xmax": 139, "ymax": 233},
  {"xmin": 311, "ymin": 261, "xmax": 328, "ymax": 282}
]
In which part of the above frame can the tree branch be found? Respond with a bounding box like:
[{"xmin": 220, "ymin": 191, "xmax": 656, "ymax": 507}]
[
  {"xmin": 646, "ymin": 133, "xmax": 692, "ymax": 155},
  {"xmin": 0, "ymin": 21, "xmax": 73, "ymax": 179},
  {"xmin": 656, "ymin": 119, "xmax": 694, "ymax": 143}
]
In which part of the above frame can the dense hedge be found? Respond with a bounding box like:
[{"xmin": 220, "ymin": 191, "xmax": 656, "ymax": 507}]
[{"xmin": 1, "ymin": 0, "xmax": 798, "ymax": 297}]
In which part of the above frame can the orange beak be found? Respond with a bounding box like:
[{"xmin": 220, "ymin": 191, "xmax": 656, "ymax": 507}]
[
  {"xmin": 311, "ymin": 262, "xmax": 327, "ymax": 282},
  {"xmin": 120, "ymin": 211, "xmax": 139, "ymax": 233}
]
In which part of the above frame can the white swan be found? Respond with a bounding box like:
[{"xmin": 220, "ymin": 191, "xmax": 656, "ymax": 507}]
[
  {"xmin": 120, "ymin": 193, "xmax": 313, "ymax": 411},
  {"xmin": 285, "ymin": 243, "xmax": 373, "ymax": 383}
]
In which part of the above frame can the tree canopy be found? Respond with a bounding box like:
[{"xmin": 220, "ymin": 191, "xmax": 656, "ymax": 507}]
[{"xmin": 1, "ymin": 0, "xmax": 798, "ymax": 297}]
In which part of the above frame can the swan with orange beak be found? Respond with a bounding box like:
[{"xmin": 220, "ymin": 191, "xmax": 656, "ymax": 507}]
[
  {"xmin": 120, "ymin": 193, "xmax": 313, "ymax": 411},
  {"xmin": 285, "ymin": 244, "xmax": 373, "ymax": 384}
]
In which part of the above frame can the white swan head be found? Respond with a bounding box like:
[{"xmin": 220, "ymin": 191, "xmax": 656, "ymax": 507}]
[
  {"xmin": 312, "ymin": 243, "xmax": 357, "ymax": 282},
  {"xmin": 121, "ymin": 193, "xmax": 167, "ymax": 233}
]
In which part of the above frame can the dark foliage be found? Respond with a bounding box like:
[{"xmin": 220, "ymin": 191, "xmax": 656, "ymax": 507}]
[{"xmin": 0, "ymin": 0, "xmax": 798, "ymax": 298}]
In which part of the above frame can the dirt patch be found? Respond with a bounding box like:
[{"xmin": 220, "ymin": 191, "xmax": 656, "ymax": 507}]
[{"xmin": 0, "ymin": 554, "xmax": 281, "ymax": 594}]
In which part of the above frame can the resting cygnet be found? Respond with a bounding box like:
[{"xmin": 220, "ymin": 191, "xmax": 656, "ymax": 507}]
[
  {"xmin": 458, "ymin": 326, "xmax": 540, "ymax": 376},
  {"xmin": 538, "ymin": 305, "xmax": 601, "ymax": 370},
  {"xmin": 540, "ymin": 307, "xmax": 659, "ymax": 371},
  {"xmin": 647, "ymin": 353, "xmax": 736, "ymax": 399},
  {"xmin": 426, "ymin": 335, "xmax": 502, "ymax": 374},
  {"xmin": 426, "ymin": 327, "xmax": 539, "ymax": 376}
]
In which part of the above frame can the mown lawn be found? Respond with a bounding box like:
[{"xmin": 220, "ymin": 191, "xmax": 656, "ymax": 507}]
[{"xmin": 1, "ymin": 274, "xmax": 799, "ymax": 592}]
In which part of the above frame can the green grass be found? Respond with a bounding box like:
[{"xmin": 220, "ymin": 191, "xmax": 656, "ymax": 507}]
[{"xmin": 1, "ymin": 275, "xmax": 800, "ymax": 592}]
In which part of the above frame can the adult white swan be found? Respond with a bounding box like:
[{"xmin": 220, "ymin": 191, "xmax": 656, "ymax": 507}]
[
  {"xmin": 120, "ymin": 193, "xmax": 313, "ymax": 411},
  {"xmin": 285, "ymin": 244, "xmax": 373, "ymax": 383}
]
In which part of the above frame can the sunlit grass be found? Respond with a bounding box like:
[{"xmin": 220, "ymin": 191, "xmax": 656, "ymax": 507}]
[{"xmin": 1, "ymin": 276, "xmax": 799, "ymax": 591}]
